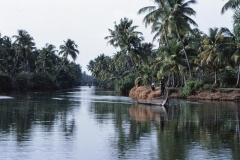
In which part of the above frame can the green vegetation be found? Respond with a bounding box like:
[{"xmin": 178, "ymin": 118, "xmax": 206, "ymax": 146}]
[
  {"xmin": 88, "ymin": 0, "xmax": 240, "ymax": 94},
  {"xmin": 0, "ymin": 30, "xmax": 89, "ymax": 91}
]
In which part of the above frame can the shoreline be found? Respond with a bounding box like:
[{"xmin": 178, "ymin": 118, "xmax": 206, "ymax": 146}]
[{"xmin": 169, "ymin": 88, "xmax": 240, "ymax": 101}]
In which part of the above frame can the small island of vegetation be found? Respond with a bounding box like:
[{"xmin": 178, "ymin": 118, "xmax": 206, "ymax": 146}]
[{"xmin": 87, "ymin": 0, "xmax": 240, "ymax": 101}]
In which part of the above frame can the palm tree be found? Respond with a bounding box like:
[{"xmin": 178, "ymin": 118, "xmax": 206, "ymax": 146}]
[
  {"xmin": 137, "ymin": 0, "xmax": 170, "ymax": 47},
  {"xmin": 164, "ymin": 0, "xmax": 198, "ymax": 77},
  {"xmin": 221, "ymin": 0, "xmax": 240, "ymax": 14},
  {"xmin": 12, "ymin": 30, "xmax": 35, "ymax": 75},
  {"xmin": 138, "ymin": 0, "xmax": 198, "ymax": 77},
  {"xmin": 52, "ymin": 39, "xmax": 79, "ymax": 81},
  {"xmin": 105, "ymin": 18, "xmax": 144, "ymax": 74},
  {"xmin": 198, "ymin": 27, "xmax": 234, "ymax": 84},
  {"xmin": 36, "ymin": 43, "xmax": 57, "ymax": 74},
  {"xmin": 154, "ymin": 39, "xmax": 189, "ymax": 86}
]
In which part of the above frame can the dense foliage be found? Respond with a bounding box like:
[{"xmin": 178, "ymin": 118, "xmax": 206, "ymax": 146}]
[
  {"xmin": 88, "ymin": 0, "xmax": 240, "ymax": 94},
  {"xmin": 0, "ymin": 30, "xmax": 84, "ymax": 91}
]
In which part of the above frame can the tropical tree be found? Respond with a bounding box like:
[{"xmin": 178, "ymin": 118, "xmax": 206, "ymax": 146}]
[
  {"xmin": 12, "ymin": 30, "xmax": 36, "ymax": 75},
  {"xmin": 105, "ymin": 18, "xmax": 144, "ymax": 74},
  {"xmin": 198, "ymin": 27, "xmax": 234, "ymax": 84},
  {"xmin": 221, "ymin": 0, "xmax": 240, "ymax": 14},
  {"xmin": 35, "ymin": 43, "xmax": 58, "ymax": 74},
  {"xmin": 138, "ymin": 0, "xmax": 198, "ymax": 77},
  {"xmin": 52, "ymin": 39, "xmax": 79, "ymax": 81},
  {"xmin": 164, "ymin": 0, "xmax": 198, "ymax": 77}
]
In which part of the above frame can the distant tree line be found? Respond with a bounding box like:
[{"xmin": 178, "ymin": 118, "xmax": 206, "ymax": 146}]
[
  {"xmin": 0, "ymin": 29, "xmax": 90, "ymax": 91},
  {"xmin": 88, "ymin": 0, "xmax": 240, "ymax": 94}
]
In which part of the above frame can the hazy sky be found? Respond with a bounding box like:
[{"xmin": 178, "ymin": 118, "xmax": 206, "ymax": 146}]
[{"xmin": 0, "ymin": 0, "xmax": 233, "ymax": 74}]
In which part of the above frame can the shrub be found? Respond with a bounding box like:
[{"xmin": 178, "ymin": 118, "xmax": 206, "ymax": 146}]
[
  {"xmin": 15, "ymin": 72, "xmax": 31, "ymax": 90},
  {"xmin": 30, "ymin": 72, "xmax": 57, "ymax": 90},
  {"xmin": 181, "ymin": 79, "xmax": 203, "ymax": 97},
  {"xmin": 0, "ymin": 74, "xmax": 13, "ymax": 90},
  {"xmin": 219, "ymin": 68, "xmax": 237, "ymax": 88},
  {"xmin": 115, "ymin": 74, "xmax": 135, "ymax": 95}
]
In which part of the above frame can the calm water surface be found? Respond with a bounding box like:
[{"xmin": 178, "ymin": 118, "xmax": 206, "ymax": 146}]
[{"xmin": 0, "ymin": 86, "xmax": 240, "ymax": 160}]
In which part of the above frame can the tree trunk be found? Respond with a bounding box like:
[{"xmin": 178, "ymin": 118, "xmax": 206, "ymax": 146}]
[
  {"xmin": 52, "ymin": 60, "xmax": 66, "ymax": 82},
  {"xmin": 163, "ymin": 28, "xmax": 170, "ymax": 47},
  {"xmin": 12, "ymin": 50, "xmax": 20, "ymax": 77},
  {"xmin": 175, "ymin": 24, "xmax": 192, "ymax": 77},
  {"xmin": 167, "ymin": 74, "xmax": 171, "ymax": 87},
  {"xmin": 236, "ymin": 63, "xmax": 240, "ymax": 87},
  {"xmin": 172, "ymin": 74, "xmax": 175, "ymax": 87},
  {"xmin": 214, "ymin": 69, "xmax": 218, "ymax": 84}
]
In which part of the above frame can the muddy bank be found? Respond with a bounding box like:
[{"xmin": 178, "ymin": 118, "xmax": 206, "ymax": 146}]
[{"xmin": 169, "ymin": 88, "xmax": 240, "ymax": 101}]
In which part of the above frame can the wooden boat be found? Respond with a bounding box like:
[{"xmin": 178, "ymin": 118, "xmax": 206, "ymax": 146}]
[{"xmin": 136, "ymin": 90, "xmax": 169, "ymax": 106}]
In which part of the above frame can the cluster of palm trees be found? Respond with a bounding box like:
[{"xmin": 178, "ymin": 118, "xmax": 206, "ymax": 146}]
[
  {"xmin": 0, "ymin": 30, "xmax": 81, "ymax": 90},
  {"xmin": 88, "ymin": 0, "xmax": 240, "ymax": 92}
]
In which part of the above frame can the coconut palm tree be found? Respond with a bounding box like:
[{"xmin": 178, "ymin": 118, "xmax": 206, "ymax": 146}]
[
  {"xmin": 154, "ymin": 39, "xmax": 190, "ymax": 86},
  {"xmin": 36, "ymin": 43, "xmax": 58, "ymax": 74},
  {"xmin": 221, "ymin": 0, "xmax": 240, "ymax": 14},
  {"xmin": 12, "ymin": 30, "xmax": 36, "ymax": 74},
  {"xmin": 137, "ymin": 0, "xmax": 170, "ymax": 47},
  {"xmin": 164, "ymin": 0, "xmax": 198, "ymax": 77},
  {"xmin": 198, "ymin": 27, "xmax": 234, "ymax": 84},
  {"xmin": 105, "ymin": 18, "xmax": 144, "ymax": 74},
  {"xmin": 52, "ymin": 39, "xmax": 79, "ymax": 81}
]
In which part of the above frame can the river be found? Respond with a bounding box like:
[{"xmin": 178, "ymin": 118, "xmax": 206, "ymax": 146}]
[{"xmin": 0, "ymin": 86, "xmax": 239, "ymax": 160}]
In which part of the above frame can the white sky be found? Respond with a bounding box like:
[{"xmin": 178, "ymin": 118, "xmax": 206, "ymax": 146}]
[{"xmin": 0, "ymin": 0, "xmax": 233, "ymax": 74}]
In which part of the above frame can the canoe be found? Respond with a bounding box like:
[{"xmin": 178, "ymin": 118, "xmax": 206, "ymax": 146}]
[{"xmin": 136, "ymin": 90, "xmax": 169, "ymax": 106}]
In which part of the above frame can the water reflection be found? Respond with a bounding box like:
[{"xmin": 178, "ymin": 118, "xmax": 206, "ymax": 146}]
[
  {"xmin": 0, "ymin": 87, "xmax": 240, "ymax": 159},
  {"xmin": 130, "ymin": 104, "xmax": 168, "ymax": 131}
]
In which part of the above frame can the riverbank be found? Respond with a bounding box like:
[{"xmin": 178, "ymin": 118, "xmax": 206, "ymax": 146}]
[{"xmin": 169, "ymin": 87, "xmax": 240, "ymax": 101}]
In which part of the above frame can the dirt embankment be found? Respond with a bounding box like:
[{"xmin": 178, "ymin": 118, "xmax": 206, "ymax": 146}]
[{"xmin": 170, "ymin": 88, "xmax": 240, "ymax": 101}]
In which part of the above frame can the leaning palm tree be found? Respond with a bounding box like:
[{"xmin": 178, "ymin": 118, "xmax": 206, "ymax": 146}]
[
  {"xmin": 221, "ymin": 0, "xmax": 240, "ymax": 14},
  {"xmin": 52, "ymin": 39, "xmax": 79, "ymax": 81},
  {"xmin": 164, "ymin": 0, "xmax": 198, "ymax": 77}
]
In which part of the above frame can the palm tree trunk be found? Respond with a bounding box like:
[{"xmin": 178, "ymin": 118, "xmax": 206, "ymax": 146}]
[
  {"xmin": 236, "ymin": 63, "xmax": 240, "ymax": 87},
  {"xmin": 167, "ymin": 74, "xmax": 171, "ymax": 87},
  {"xmin": 172, "ymin": 74, "xmax": 175, "ymax": 87},
  {"xmin": 52, "ymin": 60, "xmax": 66, "ymax": 82},
  {"xmin": 214, "ymin": 69, "xmax": 218, "ymax": 84},
  {"xmin": 163, "ymin": 28, "xmax": 170, "ymax": 47},
  {"xmin": 12, "ymin": 50, "xmax": 20, "ymax": 77},
  {"xmin": 175, "ymin": 24, "xmax": 192, "ymax": 77}
]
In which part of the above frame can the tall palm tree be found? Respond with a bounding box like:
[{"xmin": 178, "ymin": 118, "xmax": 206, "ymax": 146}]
[
  {"xmin": 138, "ymin": 0, "xmax": 198, "ymax": 77},
  {"xmin": 137, "ymin": 0, "xmax": 170, "ymax": 47},
  {"xmin": 105, "ymin": 18, "xmax": 144, "ymax": 74},
  {"xmin": 221, "ymin": 0, "xmax": 240, "ymax": 14},
  {"xmin": 164, "ymin": 0, "xmax": 198, "ymax": 77},
  {"xmin": 52, "ymin": 39, "xmax": 79, "ymax": 81},
  {"xmin": 198, "ymin": 27, "xmax": 234, "ymax": 84},
  {"xmin": 12, "ymin": 30, "xmax": 35, "ymax": 75}
]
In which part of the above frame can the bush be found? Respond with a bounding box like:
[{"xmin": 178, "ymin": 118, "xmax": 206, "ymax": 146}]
[
  {"xmin": 181, "ymin": 79, "xmax": 203, "ymax": 97},
  {"xmin": 30, "ymin": 72, "xmax": 57, "ymax": 90},
  {"xmin": 0, "ymin": 74, "xmax": 13, "ymax": 90},
  {"xmin": 15, "ymin": 72, "xmax": 31, "ymax": 90},
  {"xmin": 219, "ymin": 68, "xmax": 237, "ymax": 87},
  {"xmin": 115, "ymin": 74, "xmax": 135, "ymax": 95}
]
